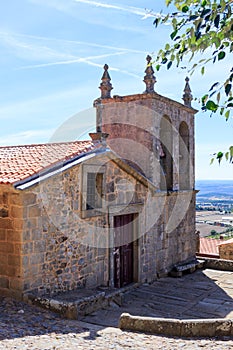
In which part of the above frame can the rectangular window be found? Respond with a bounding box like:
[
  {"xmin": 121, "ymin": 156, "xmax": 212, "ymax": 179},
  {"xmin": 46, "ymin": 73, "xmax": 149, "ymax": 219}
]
[
  {"xmin": 86, "ymin": 172, "xmax": 103, "ymax": 210},
  {"xmin": 81, "ymin": 164, "xmax": 105, "ymax": 217}
]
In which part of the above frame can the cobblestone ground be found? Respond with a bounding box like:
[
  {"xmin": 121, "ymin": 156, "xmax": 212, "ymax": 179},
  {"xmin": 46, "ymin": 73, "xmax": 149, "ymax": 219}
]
[{"xmin": 0, "ymin": 296, "xmax": 233, "ymax": 349}]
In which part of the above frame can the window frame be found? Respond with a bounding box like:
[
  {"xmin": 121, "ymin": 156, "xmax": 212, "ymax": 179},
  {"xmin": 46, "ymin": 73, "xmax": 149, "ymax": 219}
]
[{"xmin": 81, "ymin": 164, "xmax": 106, "ymax": 218}]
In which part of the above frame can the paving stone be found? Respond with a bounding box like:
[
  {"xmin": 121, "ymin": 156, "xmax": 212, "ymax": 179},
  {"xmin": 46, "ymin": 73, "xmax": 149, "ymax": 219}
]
[{"xmin": 0, "ymin": 269, "xmax": 233, "ymax": 348}]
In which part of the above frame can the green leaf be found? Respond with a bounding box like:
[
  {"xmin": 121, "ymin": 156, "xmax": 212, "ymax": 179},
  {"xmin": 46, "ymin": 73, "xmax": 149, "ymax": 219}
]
[
  {"xmin": 155, "ymin": 64, "xmax": 161, "ymax": 71},
  {"xmin": 206, "ymin": 100, "xmax": 218, "ymax": 112},
  {"xmin": 217, "ymin": 92, "xmax": 221, "ymax": 104},
  {"xmin": 182, "ymin": 5, "xmax": 189, "ymax": 13},
  {"xmin": 189, "ymin": 15, "xmax": 198, "ymax": 21},
  {"xmin": 217, "ymin": 151, "xmax": 224, "ymax": 164},
  {"xmin": 230, "ymin": 146, "xmax": 233, "ymax": 162},
  {"xmin": 153, "ymin": 18, "xmax": 160, "ymax": 27},
  {"xmin": 225, "ymin": 152, "xmax": 229, "ymax": 161},
  {"xmin": 201, "ymin": 66, "xmax": 205, "ymax": 75},
  {"xmin": 209, "ymin": 82, "xmax": 220, "ymax": 91},
  {"xmin": 218, "ymin": 51, "xmax": 226, "ymax": 60},
  {"xmin": 170, "ymin": 30, "xmax": 178, "ymax": 40},
  {"xmin": 225, "ymin": 83, "xmax": 232, "ymax": 96},
  {"xmin": 225, "ymin": 110, "xmax": 230, "ymax": 120},
  {"xmin": 200, "ymin": 9, "xmax": 211, "ymax": 18},
  {"xmin": 201, "ymin": 94, "xmax": 209, "ymax": 105},
  {"xmin": 167, "ymin": 61, "xmax": 172, "ymax": 70},
  {"xmin": 214, "ymin": 14, "xmax": 220, "ymax": 28},
  {"xmin": 210, "ymin": 158, "xmax": 215, "ymax": 165}
]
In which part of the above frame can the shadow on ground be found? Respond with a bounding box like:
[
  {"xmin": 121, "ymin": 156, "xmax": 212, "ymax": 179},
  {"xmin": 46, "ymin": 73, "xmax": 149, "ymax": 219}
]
[
  {"xmin": 81, "ymin": 269, "xmax": 233, "ymax": 327},
  {"xmin": 0, "ymin": 269, "xmax": 232, "ymax": 339}
]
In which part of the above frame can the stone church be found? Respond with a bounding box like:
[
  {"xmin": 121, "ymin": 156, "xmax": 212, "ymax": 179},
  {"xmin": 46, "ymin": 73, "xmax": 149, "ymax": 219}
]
[{"xmin": 0, "ymin": 57, "xmax": 197, "ymax": 299}]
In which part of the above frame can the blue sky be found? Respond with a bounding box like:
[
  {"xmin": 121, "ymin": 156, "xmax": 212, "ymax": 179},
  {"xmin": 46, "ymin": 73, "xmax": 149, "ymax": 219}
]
[{"xmin": 0, "ymin": 0, "xmax": 232, "ymax": 180}]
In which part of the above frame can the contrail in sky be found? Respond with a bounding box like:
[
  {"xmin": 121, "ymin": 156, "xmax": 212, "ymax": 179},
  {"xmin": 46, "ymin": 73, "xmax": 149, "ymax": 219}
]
[{"xmin": 74, "ymin": 0, "xmax": 155, "ymax": 18}]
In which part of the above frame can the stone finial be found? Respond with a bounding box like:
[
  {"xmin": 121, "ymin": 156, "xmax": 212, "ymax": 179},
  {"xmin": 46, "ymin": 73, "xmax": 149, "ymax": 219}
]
[
  {"xmin": 99, "ymin": 64, "xmax": 113, "ymax": 99},
  {"xmin": 183, "ymin": 77, "xmax": 193, "ymax": 107},
  {"xmin": 143, "ymin": 55, "xmax": 156, "ymax": 93}
]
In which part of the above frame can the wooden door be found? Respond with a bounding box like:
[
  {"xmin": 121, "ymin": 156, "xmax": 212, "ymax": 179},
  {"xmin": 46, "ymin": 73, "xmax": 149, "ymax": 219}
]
[{"xmin": 114, "ymin": 214, "xmax": 134, "ymax": 288}]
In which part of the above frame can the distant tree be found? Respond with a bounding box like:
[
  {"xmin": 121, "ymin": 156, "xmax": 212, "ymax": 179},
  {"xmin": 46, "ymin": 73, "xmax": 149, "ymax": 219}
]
[
  {"xmin": 210, "ymin": 229, "xmax": 217, "ymax": 235},
  {"xmin": 153, "ymin": 0, "xmax": 233, "ymax": 163}
]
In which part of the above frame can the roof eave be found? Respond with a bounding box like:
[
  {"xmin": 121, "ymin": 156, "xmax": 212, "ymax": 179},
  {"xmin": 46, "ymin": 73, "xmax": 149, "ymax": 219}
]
[{"xmin": 14, "ymin": 147, "xmax": 106, "ymax": 190}]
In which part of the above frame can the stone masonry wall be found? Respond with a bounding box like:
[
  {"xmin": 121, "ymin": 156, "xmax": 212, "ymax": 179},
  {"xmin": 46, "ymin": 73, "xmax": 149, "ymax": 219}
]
[
  {"xmin": 0, "ymin": 155, "xmax": 196, "ymax": 297},
  {"xmin": 0, "ymin": 185, "xmax": 24, "ymax": 298},
  {"xmin": 96, "ymin": 93, "xmax": 196, "ymax": 191},
  {"xmin": 20, "ymin": 161, "xmax": 109, "ymax": 296},
  {"xmin": 219, "ymin": 241, "xmax": 233, "ymax": 261}
]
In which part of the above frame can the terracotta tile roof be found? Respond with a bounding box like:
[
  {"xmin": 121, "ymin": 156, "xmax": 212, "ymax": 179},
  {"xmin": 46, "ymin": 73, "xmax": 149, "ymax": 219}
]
[
  {"xmin": 199, "ymin": 237, "xmax": 221, "ymax": 256},
  {"xmin": 0, "ymin": 141, "xmax": 96, "ymax": 185}
]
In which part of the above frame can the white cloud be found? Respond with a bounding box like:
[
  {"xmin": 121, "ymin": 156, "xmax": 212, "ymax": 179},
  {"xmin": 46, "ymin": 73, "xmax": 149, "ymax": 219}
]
[
  {"xmin": 0, "ymin": 129, "xmax": 55, "ymax": 146},
  {"xmin": 18, "ymin": 51, "xmax": 126, "ymax": 69},
  {"xmin": 0, "ymin": 31, "xmax": 146, "ymax": 54},
  {"xmin": 0, "ymin": 31, "xmax": 75, "ymax": 62},
  {"xmin": 0, "ymin": 31, "xmax": 143, "ymax": 78},
  {"xmin": 29, "ymin": 0, "xmax": 156, "ymax": 18},
  {"xmin": 73, "ymin": 0, "xmax": 154, "ymax": 18},
  {"xmin": 28, "ymin": 0, "xmax": 155, "ymax": 32}
]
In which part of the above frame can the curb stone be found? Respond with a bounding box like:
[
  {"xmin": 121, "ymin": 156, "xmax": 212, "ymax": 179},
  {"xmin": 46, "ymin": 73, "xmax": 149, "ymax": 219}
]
[{"xmin": 119, "ymin": 313, "xmax": 233, "ymax": 338}]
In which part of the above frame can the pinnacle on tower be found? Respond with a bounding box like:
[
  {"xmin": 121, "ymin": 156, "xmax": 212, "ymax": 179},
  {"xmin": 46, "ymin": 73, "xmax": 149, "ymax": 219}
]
[
  {"xmin": 99, "ymin": 64, "xmax": 113, "ymax": 99},
  {"xmin": 143, "ymin": 55, "xmax": 156, "ymax": 93},
  {"xmin": 183, "ymin": 77, "xmax": 193, "ymax": 107}
]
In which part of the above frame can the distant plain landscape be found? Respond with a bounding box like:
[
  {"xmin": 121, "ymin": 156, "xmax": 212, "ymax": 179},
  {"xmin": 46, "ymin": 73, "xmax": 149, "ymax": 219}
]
[
  {"xmin": 196, "ymin": 180, "xmax": 233, "ymax": 238},
  {"xmin": 196, "ymin": 180, "xmax": 233, "ymax": 205}
]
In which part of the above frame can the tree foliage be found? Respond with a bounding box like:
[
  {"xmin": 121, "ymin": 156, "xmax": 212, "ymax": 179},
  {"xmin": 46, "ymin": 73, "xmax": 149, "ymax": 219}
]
[{"xmin": 154, "ymin": 0, "xmax": 233, "ymax": 163}]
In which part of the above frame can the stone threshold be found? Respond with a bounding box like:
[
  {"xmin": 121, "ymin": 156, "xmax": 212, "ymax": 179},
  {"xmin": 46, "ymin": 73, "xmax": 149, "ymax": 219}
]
[{"xmin": 23, "ymin": 283, "xmax": 140, "ymax": 320}]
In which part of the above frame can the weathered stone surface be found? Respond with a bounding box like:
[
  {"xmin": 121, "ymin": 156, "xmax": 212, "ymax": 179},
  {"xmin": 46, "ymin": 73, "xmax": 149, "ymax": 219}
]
[
  {"xmin": 119, "ymin": 313, "xmax": 233, "ymax": 338},
  {"xmin": 202, "ymin": 258, "xmax": 233, "ymax": 271}
]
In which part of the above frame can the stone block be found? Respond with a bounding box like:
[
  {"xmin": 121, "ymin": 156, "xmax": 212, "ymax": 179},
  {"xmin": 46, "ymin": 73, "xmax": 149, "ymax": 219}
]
[
  {"xmin": 119, "ymin": 313, "xmax": 181, "ymax": 337},
  {"xmin": 0, "ymin": 264, "xmax": 7, "ymax": 275},
  {"xmin": 181, "ymin": 319, "xmax": 232, "ymax": 338},
  {"xmin": 33, "ymin": 241, "xmax": 46, "ymax": 253},
  {"xmin": 30, "ymin": 254, "xmax": 44, "ymax": 265},
  {"xmin": 0, "ymin": 229, "xmax": 6, "ymax": 241},
  {"xmin": 7, "ymin": 265, "xmax": 21, "ymax": 277},
  {"xmin": 9, "ymin": 278, "xmax": 22, "ymax": 291},
  {"xmin": 22, "ymin": 193, "xmax": 37, "ymax": 206},
  {"xmin": 0, "ymin": 242, "xmax": 14, "ymax": 253},
  {"xmin": 13, "ymin": 219, "xmax": 24, "ymax": 230},
  {"xmin": 0, "ymin": 207, "xmax": 9, "ymax": 218},
  {"xmin": 22, "ymin": 242, "xmax": 33, "ymax": 254},
  {"xmin": 29, "ymin": 205, "xmax": 42, "ymax": 218},
  {"xmin": 0, "ymin": 218, "xmax": 13, "ymax": 229},
  {"xmin": 9, "ymin": 193, "xmax": 21, "ymax": 205},
  {"xmin": 0, "ymin": 276, "xmax": 9, "ymax": 289},
  {"xmin": 7, "ymin": 230, "xmax": 22, "ymax": 242},
  {"xmin": 11, "ymin": 206, "xmax": 23, "ymax": 218},
  {"xmin": 8, "ymin": 254, "xmax": 21, "ymax": 266},
  {"xmin": 14, "ymin": 243, "xmax": 22, "ymax": 254},
  {"xmin": 0, "ymin": 255, "xmax": 6, "ymax": 265}
]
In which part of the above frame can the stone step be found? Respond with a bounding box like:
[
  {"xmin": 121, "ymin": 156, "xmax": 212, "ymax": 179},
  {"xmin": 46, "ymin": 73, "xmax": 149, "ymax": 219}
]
[{"xmin": 169, "ymin": 260, "xmax": 204, "ymax": 277}]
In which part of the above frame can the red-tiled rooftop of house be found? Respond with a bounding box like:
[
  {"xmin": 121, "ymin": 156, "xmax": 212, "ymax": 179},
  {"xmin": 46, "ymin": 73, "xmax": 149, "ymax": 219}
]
[
  {"xmin": 199, "ymin": 237, "xmax": 221, "ymax": 257},
  {"xmin": 0, "ymin": 140, "xmax": 95, "ymax": 185}
]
